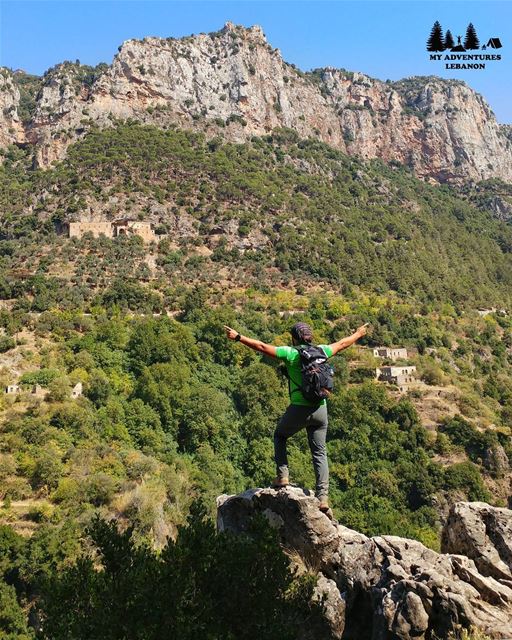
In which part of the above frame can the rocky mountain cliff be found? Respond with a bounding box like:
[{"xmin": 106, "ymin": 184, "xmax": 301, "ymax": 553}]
[
  {"xmin": 1, "ymin": 21, "xmax": 511, "ymax": 183},
  {"xmin": 218, "ymin": 487, "xmax": 512, "ymax": 640}
]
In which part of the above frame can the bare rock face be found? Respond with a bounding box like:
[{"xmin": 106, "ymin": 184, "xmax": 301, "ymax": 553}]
[
  {"xmin": 486, "ymin": 196, "xmax": 512, "ymax": 222},
  {"xmin": 217, "ymin": 487, "xmax": 512, "ymax": 639},
  {"xmin": 483, "ymin": 443, "xmax": 510, "ymax": 477},
  {"xmin": 0, "ymin": 69, "xmax": 25, "ymax": 148},
  {"xmin": 2, "ymin": 22, "xmax": 512, "ymax": 184},
  {"xmin": 441, "ymin": 501, "xmax": 512, "ymax": 584}
]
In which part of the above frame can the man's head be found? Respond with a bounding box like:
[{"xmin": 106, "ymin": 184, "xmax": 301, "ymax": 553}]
[{"xmin": 291, "ymin": 322, "xmax": 313, "ymax": 345}]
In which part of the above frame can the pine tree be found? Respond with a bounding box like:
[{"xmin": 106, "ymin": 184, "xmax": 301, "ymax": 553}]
[
  {"xmin": 444, "ymin": 30, "xmax": 455, "ymax": 50},
  {"xmin": 464, "ymin": 23, "xmax": 480, "ymax": 50},
  {"xmin": 426, "ymin": 21, "xmax": 445, "ymax": 51}
]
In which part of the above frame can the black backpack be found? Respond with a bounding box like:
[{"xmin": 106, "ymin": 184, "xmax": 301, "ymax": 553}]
[{"xmin": 287, "ymin": 345, "xmax": 334, "ymax": 403}]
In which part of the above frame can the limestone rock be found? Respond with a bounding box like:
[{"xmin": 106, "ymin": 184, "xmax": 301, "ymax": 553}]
[
  {"xmin": 441, "ymin": 501, "xmax": 512, "ymax": 584},
  {"xmin": 311, "ymin": 575, "xmax": 346, "ymax": 639},
  {"xmin": 0, "ymin": 69, "xmax": 25, "ymax": 148},
  {"xmin": 2, "ymin": 22, "xmax": 512, "ymax": 184},
  {"xmin": 217, "ymin": 487, "xmax": 512, "ymax": 639},
  {"xmin": 486, "ymin": 195, "xmax": 512, "ymax": 222},
  {"xmin": 483, "ymin": 443, "xmax": 510, "ymax": 477}
]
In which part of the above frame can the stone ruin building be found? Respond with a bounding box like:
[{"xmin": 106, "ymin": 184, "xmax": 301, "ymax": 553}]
[
  {"xmin": 112, "ymin": 219, "xmax": 155, "ymax": 243},
  {"xmin": 67, "ymin": 219, "xmax": 156, "ymax": 243},
  {"xmin": 376, "ymin": 365, "xmax": 417, "ymax": 392},
  {"xmin": 373, "ymin": 346, "xmax": 408, "ymax": 360},
  {"xmin": 68, "ymin": 221, "xmax": 113, "ymax": 239}
]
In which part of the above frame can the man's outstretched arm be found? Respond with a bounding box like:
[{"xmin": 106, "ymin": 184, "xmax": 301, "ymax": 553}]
[
  {"xmin": 224, "ymin": 325, "xmax": 277, "ymax": 358},
  {"xmin": 328, "ymin": 323, "xmax": 369, "ymax": 356}
]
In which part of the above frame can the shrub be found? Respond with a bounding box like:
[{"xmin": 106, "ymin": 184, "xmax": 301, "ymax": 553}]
[
  {"xmin": 443, "ymin": 461, "xmax": 491, "ymax": 501},
  {"xmin": 51, "ymin": 478, "xmax": 83, "ymax": 504},
  {"xmin": 0, "ymin": 582, "xmax": 33, "ymax": 639},
  {"xmin": 84, "ymin": 473, "xmax": 118, "ymax": 506},
  {"xmin": 27, "ymin": 503, "xmax": 54, "ymax": 522},
  {"xmin": 420, "ymin": 362, "xmax": 445, "ymax": 386},
  {"xmin": 20, "ymin": 369, "xmax": 60, "ymax": 387},
  {"xmin": 0, "ymin": 336, "xmax": 15, "ymax": 353}
]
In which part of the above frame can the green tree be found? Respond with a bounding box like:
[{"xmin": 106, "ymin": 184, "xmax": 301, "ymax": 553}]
[
  {"xmin": 127, "ymin": 318, "xmax": 198, "ymax": 375},
  {"xmin": 234, "ymin": 362, "xmax": 287, "ymax": 417},
  {"xmin": 178, "ymin": 383, "xmax": 236, "ymax": 454},
  {"xmin": 124, "ymin": 399, "xmax": 165, "ymax": 451},
  {"xmin": 37, "ymin": 509, "xmax": 321, "ymax": 640},
  {"xmin": 192, "ymin": 444, "xmax": 244, "ymax": 514},
  {"xmin": 444, "ymin": 461, "xmax": 491, "ymax": 501},
  {"xmin": 0, "ymin": 582, "xmax": 33, "ymax": 639},
  {"xmin": 0, "ymin": 336, "xmax": 15, "ymax": 353},
  {"xmin": 135, "ymin": 362, "xmax": 192, "ymax": 437},
  {"xmin": 31, "ymin": 443, "xmax": 64, "ymax": 490}
]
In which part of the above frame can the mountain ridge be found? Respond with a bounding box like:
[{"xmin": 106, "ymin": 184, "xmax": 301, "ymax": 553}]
[{"xmin": 1, "ymin": 21, "xmax": 511, "ymax": 183}]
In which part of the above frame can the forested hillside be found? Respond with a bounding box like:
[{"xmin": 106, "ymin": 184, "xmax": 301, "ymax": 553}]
[
  {"xmin": 0, "ymin": 122, "xmax": 511, "ymax": 637},
  {"xmin": 2, "ymin": 122, "xmax": 512, "ymax": 304}
]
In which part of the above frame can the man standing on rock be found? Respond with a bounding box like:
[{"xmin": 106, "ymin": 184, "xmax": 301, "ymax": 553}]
[{"xmin": 224, "ymin": 321, "xmax": 368, "ymax": 512}]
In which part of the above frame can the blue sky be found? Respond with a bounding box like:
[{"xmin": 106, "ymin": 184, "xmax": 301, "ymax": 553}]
[{"xmin": 1, "ymin": 0, "xmax": 511, "ymax": 122}]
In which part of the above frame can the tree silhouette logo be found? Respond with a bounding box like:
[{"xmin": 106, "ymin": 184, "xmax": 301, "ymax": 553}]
[
  {"xmin": 426, "ymin": 21, "xmax": 445, "ymax": 51},
  {"xmin": 426, "ymin": 21, "xmax": 502, "ymax": 52},
  {"xmin": 464, "ymin": 23, "xmax": 480, "ymax": 50},
  {"xmin": 444, "ymin": 30, "xmax": 455, "ymax": 50}
]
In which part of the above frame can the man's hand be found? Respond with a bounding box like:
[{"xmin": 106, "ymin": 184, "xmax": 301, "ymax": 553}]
[
  {"xmin": 223, "ymin": 325, "xmax": 239, "ymax": 341},
  {"xmin": 328, "ymin": 322, "xmax": 369, "ymax": 356},
  {"xmin": 356, "ymin": 323, "xmax": 370, "ymax": 338}
]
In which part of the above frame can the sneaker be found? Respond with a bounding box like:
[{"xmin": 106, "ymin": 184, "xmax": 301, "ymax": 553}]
[
  {"xmin": 271, "ymin": 476, "xmax": 290, "ymax": 488},
  {"xmin": 318, "ymin": 497, "xmax": 329, "ymax": 512}
]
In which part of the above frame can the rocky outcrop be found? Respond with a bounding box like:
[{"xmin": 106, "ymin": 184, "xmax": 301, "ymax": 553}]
[
  {"xmin": 485, "ymin": 196, "xmax": 512, "ymax": 222},
  {"xmin": 441, "ymin": 501, "xmax": 512, "ymax": 584},
  {"xmin": 217, "ymin": 487, "xmax": 512, "ymax": 639},
  {"xmin": 2, "ymin": 22, "xmax": 512, "ymax": 183},
  {"xmin": 0, "ymin": 69, "xmax": 25, "ymax": 148}
]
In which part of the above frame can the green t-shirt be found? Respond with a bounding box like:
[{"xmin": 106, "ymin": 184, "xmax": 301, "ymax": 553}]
[{"xmin": 275, "ymin": 344, "xmax": 334, "ymax": 406}]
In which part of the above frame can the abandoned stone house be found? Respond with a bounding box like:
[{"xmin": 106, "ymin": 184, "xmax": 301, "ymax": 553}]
[
  {"xmin": 373, "ymin": 347, "xmax": 408, "ymax": 360},
  {"xmin": 5, "ymin": 384, "xmax": 20, "ymax": 394},
  {"xmin": 5, "ymin": 381, "xmax": 83, "ymax": 399},
  {"xmin": 68, "ymin": 221, "xmax": 113, "ymax": 239},
  {"xmin": 71, "ymin": 382, "xmax": 83, "ymax": 398},
  {"xmin": 477, "ymin": 307, "xmax": 507, "ymax": 317},
  {"xmin": 67, "ymin": 219, "xmax": 156, "ymax": 243},
  {"xmin": 112, "ymin": 219, "xmax": 155, "ymax": 243},
  {"xmin": 4, "ymin": 383, "xmax": 46, "ymax": 397},
  {"xmin": 376, "ymin": 365, "xmax": 417, "ymax": 391}
]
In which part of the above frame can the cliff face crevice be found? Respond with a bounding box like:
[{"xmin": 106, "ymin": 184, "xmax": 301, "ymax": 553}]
[
  {"xmin": 1, "ymin": 21, "xmax": 511, "ymax": 183},
  {"xmin": 217, "ymin": 487, "xmax": 512, "ymax": 639}
]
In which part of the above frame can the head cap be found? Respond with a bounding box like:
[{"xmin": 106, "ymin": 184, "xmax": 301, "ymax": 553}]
[{"xmin": 291, "ymin": 322, "xmax": 313, "ymax": 344}]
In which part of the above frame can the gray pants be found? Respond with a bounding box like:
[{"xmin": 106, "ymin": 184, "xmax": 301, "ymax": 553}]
[{"xmin": 274, "ymin": 404, "xmax": 329, "ymax": 498}]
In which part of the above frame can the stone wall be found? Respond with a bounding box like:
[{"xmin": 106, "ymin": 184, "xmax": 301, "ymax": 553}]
[
  {"xmin": 113, "ymin": 221, "xmax": 155, "ymax": 243},
  {"xmin": 68, "ymin": 220, "xmax": 157, "ymax": 242},
  {"xmin": 68, "ymin": 221, "xmax": 113, "ymax": 239}
]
